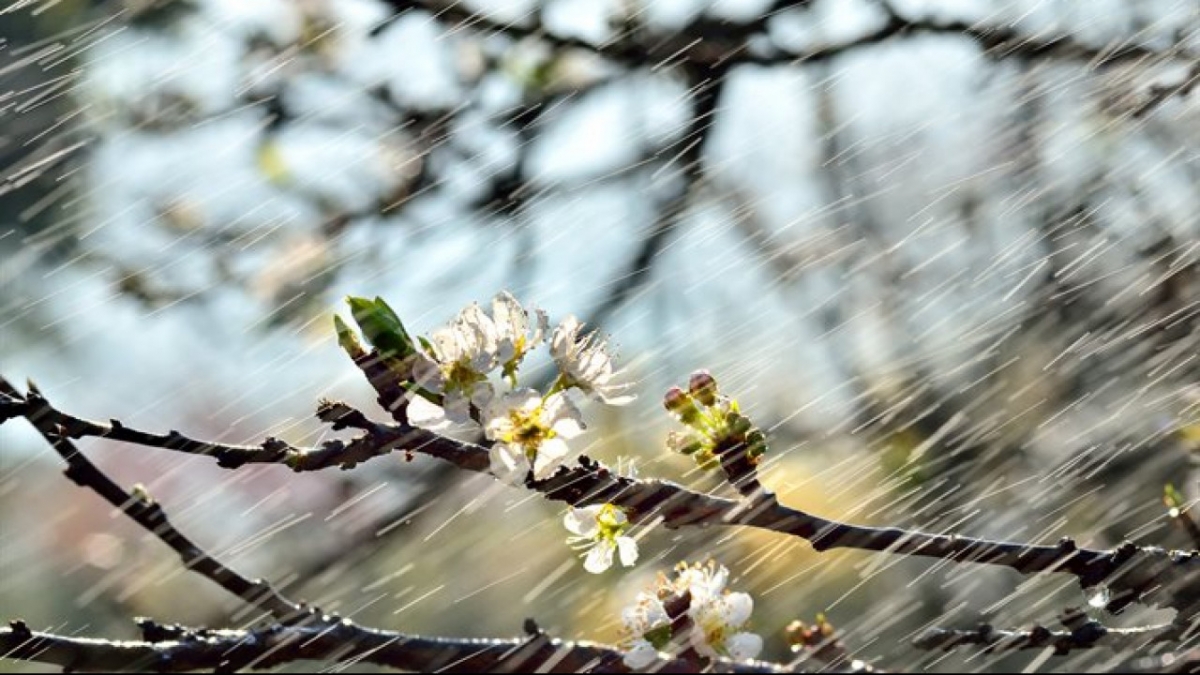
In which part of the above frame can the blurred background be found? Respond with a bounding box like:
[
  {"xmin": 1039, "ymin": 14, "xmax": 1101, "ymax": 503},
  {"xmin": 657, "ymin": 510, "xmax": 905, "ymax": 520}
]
[{"xmin": 2, "ymin": 0, "xmax": 1199, "ymax": 671}]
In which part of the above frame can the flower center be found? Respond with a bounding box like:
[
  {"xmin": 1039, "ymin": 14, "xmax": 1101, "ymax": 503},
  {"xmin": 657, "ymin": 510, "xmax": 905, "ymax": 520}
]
[
  {"xmin": 596, "ymin": 504, "xmax": 626, "ymax": 540},
  {"xmin": 505, "ymin": 407, "xmax": 554, "ymax": 456},
  {"xmin": 445, "ymin": 359, "xmax": 484, "ymax": 391}
]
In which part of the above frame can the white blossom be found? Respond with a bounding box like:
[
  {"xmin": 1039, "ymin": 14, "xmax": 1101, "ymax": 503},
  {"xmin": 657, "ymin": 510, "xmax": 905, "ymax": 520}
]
[
  {"xmin": 491, "ymin": 291, "xmax": 547, "ymax": 380},
  {"xmin": 619, "ymin": 561, "xmax": 762, "ymax": 667},
  {"xmin": 563, "ymin": 503, "xmax": 638, "ymax": 573},
  {"xmin": 484, "ymin": 388, "xmax": 584, "ymax": 484},
  {"xmin": 550, "ymin": 315, "xmax": 635, "ymax": 405},
  {"xmin": 620, "ymin": 592, "xmax": 671, "ymax": 669},
  {"xmin": 411, "ymin": 302, "xmax": 499, "ymax": 424}
]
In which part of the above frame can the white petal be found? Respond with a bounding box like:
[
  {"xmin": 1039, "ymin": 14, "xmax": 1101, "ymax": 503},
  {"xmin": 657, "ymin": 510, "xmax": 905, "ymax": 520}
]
[
  {"xmin": 689, "ymin": 631, "xmax": 719, "ymax": 659},
  {"xmin": 617, "ymin": 536, "xmax": 639, "ymax": 567},
  {"xmin": 469, "ymin": 381, "xmax": 494, "ymax": 409},
  {"xmin": 545, "ymin": 393, "xmax": 585, "ymax": 438},
  {"xmin": 643, "ymin": 598, "xmax": 669, "ymax": 626},
  {"xmin": 492, "ymin": 291, "xmax": 526, "ymax": 336},
  {"xmin": 563, "ymin": 506, "xmax": 601, "ymax": 537},
  {"xmin": 407, "ymin": 396, "xmax": 451, "ymax": 432},
  {"xmin": 622, "ymin": 640, "xmax": 658, "ymax": 669},
  {"xmin": 489, "ymin": 444, "xmax": 529, "ymax": 485},
  {"xmin": 410, "ymin": 354, "xmax": 446, "ymax": 392},
  {"xmin": 506, "ymin": 388, "xmax": 544, "ymax": 411},
  {"xmin": 598, "ymin": 388, "xmax": 637, "ymax": 406},
  {"xmin": 532, "ymin": 438, "xmax": 569, "ymax": 479},
  {"xmin": 583, "ymin": 540, "xmax": 615, "ymax": 574},
  {"xmin": 441, "ymin": 392, "xmax": 474, "ymax": 424},
  {"xmin": 720, "ymin": 592, "xmax": 754, "ymax": 628},
  {"xmin": 725, "ymin": 632, "xmax": 763, "ymax": 661},
  {"xmin": 530, "ymin": 308, "xmax": 549, "ymax": 345},
  {"xmin": 551, "ymin": 315, "xmax": 581, "ymax": 362},
  {"xmin": 429, "ymin": 327, "xmax": 461, "ymax": 362}
]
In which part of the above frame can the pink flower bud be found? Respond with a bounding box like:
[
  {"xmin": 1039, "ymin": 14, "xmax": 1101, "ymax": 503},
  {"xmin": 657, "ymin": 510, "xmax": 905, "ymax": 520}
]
[{"xmin": 688, "ymin": 370, "xmax": 718, "ymax": 406}]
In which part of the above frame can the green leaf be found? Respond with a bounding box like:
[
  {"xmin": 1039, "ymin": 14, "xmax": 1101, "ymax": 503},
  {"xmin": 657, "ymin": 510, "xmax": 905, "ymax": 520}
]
[
  {"xmin": 1166, "ymin": 483, "xmax": 1185, "ymax": 510},
  {"xmin": 333, "ymin": 315, "xmax": 366, "ymax": 360},
  {"xmin": 346, "ymin": 296, "xmax": 415, "ymax": 362}
]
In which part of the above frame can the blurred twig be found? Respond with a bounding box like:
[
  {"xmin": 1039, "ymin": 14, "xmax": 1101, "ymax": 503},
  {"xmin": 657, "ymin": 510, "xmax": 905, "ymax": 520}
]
[
  {"xmin": 916, "ymin": 608, "xmax": 1184, "ymax": 655},
  {"xmin": 2, "ymin": 378, "xmax": 301, "ymax": 622}
]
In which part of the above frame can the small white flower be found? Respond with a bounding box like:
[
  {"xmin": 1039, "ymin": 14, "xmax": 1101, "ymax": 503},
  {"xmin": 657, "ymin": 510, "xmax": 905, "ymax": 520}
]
[
  {"xmin": 550, "ymin": 315, "xmax": 635, "ymax": 405},
  {"xmin": 411, "ymin": 303, "xmax": 500, "ymax": 424},
  {"xmin": 491, "ymin": 291, "xmax": 548, "ymax": 380},
  {"xmin": 620, "ymin": 592, "xmax": 671, "ymax": 668},
  {"xmin": 618, "ymin": 561, "xmax": 762, "ymax": 666},
  {"xmin": 484, "ymin": 389, "xmax": 584, "ymax": 484},
  {"xmin": 672, "ymin": 559, "xmax": 730, "ymax": 605},
  {"xmin": 563, "ymin": 504, "xmax": 638, "ymax": 573}
]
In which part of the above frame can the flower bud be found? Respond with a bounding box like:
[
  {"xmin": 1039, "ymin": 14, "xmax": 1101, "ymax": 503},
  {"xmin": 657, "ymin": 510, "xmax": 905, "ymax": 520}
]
[
  {"xmin": 688, "ymin": 370, "xmax": 718, "ymax": 406},
  {"xmin": 663, "ymin": 386, "xmax": 690, "ymax": 412},
  {"xmin": 663, "ymin": 386, "xmax": 702, "ymax": 425}
]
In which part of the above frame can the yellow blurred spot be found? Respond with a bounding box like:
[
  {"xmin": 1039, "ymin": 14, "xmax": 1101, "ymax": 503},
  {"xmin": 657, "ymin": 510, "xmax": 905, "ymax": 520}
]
[
  {"xmin": 257, "ymin": 141, "xmax": 291, "ymax": 186},
  {"xmin": 1179, "ymin": 423, "xmax": 1200, "ymax": 448}
]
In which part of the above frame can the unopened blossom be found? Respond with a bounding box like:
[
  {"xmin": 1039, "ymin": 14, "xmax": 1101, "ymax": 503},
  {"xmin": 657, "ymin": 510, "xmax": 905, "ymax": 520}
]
[
  {"xmin": 484, "ymin": 388, "xmax": 584, "ymax": 484},
  {"xmin": 491, "ymin": 291, "xmax": 547, "ymax": 382},
  {"xmin": 563, "ymin": 503, "xmax": 638, "ymax": 574},
  {"xmin": 550, "ymin": 315, "xmax": 635, "ymax": 405},
  {"xmin": 663, "ymin": 372, "xmax": 767, "ymax": 472},
  {"xmin": 619, "ymin": 560, "xmax": 763, "ymax": 668},
  {"xmin": 411, "ymin": 303, "xmax": 499, "ymax": 424}
]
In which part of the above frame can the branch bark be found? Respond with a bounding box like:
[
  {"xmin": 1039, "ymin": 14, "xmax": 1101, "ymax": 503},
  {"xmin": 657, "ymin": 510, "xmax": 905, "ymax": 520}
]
[
  {"xmin": 8, "ymin": 377, "xmax": 1200, "ymax": 621},
  {"xmin": 0, "ymin": 619, "xmax": 808, "ymax": 673}
]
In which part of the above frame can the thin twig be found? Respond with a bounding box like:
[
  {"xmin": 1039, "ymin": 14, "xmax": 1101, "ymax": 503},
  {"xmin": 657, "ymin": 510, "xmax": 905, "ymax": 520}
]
[
  {"xmin": 915, "ymin": 617, "xmax": 1184, "ymax": 655},
  {"xmin": 5, "ymin": 381, "xmax": 302, "ymax": 622}
]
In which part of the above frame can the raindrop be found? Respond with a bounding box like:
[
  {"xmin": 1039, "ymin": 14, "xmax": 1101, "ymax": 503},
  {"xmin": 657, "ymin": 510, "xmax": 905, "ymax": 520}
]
[{"xmin": 1088, "ymin": 585, "xmax": 1111, "ymax": 610}]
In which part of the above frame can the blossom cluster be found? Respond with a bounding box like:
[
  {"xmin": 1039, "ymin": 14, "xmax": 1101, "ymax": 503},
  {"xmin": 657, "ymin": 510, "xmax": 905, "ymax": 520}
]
[
  {"xmin": 338, "ymin": 293, "xmax": 775, "ymax": 668},
  {"xmin": 339, "ymin": 292, "xmax": 633, "ymax": 486},
  {"xmin": 620, "ymin": 561, "xmax": 763, "ymax": 668},
  {"xmin": 664, "ymin": 370, "xmax": 767, "ymax": 471}
]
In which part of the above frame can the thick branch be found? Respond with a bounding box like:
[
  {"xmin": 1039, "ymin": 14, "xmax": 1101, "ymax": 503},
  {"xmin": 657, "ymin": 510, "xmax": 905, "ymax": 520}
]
[{"xmin": 0, "ymin": 620, "xmax": 812, "ymax": 673}]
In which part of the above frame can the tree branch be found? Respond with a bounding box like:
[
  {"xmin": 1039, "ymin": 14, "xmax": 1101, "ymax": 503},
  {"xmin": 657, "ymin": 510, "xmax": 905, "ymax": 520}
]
[
  {"xmin": 0, "ymin": 380, "xmax": 444, "ymax": 472},
  {"xmin": 10, "ymin": 373, "xmax": 1198, "ymax": 620},
  {"xmin": 0, "ymin": 619, "xmax": 811, "ymax": 673},
  {"xmin": 915, "ymin": 617, "xmax": 1184, "ymax": 655},
  {"xmin": 383, "ymin": 0, "xmax": 1191, "ymax": 71},
  {"xmin": 0, "ymin": 378, "xmax": 837, "ymax": 673},
  {"xmin": 3, "ymin": 380, "xmax": 303, "ymax": 622}
]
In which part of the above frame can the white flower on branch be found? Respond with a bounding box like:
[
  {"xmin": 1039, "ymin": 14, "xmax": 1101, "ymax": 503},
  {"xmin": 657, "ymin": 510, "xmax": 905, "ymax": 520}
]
[
  {"xmin": 619, "ymin": 560, "xmax": 763, "ymax": 668},
  {"xmin": 550, "ymin": 315, "xmax": 635, "ymax": 405},
  {"xmin": 491, "ymin": 291, "xmax": 548, "ymax": 384},
  {"xmin": 563, "ymin": 503, "xmax": 638, "ymax": 574},
  {"xmin": 621, "ymin": 591, "xmax": 672, "ymax": 669},
  {"xmin": 411, "ymin": 303, "xmax": 500, "ymax": 424},
  {"xmin": 483, "ymin": 388, "xmax": 584, "ymax": 483}
]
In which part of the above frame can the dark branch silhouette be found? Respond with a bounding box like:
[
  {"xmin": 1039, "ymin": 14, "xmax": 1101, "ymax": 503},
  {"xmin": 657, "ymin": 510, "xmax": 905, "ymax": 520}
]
[
  {"xmin": 0, "ymin": 619, "xmax": 810, "ymax": 673},
  {"xmin": 915, "ymin": 618, "xmax": 1183, "ymax": 655},
  {"xmin": 6, "ymin": 376, "xmax": 1200, "ymax": 625}
]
